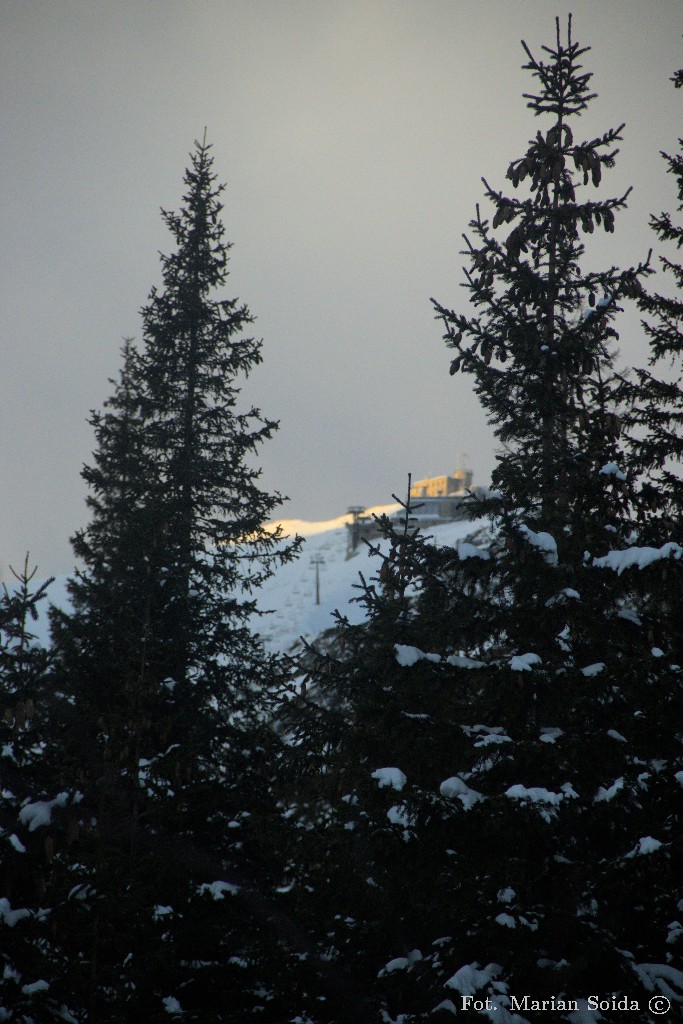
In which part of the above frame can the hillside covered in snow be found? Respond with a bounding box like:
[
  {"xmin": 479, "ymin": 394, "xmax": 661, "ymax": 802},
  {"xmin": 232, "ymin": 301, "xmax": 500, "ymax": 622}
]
[
  {"xmin": 254, "ymin": 505, "xmax": 490, "ymax": 653},
  {"xmin": 31, "ymin": 506, "xmax": 490, "ymax": 656}
]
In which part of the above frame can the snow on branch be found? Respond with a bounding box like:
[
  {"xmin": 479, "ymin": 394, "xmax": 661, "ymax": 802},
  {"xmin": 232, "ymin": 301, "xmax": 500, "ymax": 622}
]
[
  {"xmin": 519, "ymin": 525, "xmax": 558, "ymax": 565},
  {"xmin": 457, "ymin": 542, "xmax": 491, "ymax": 561},
  {"xmin": 444, "ymin": 961, "xmax": 501, "ymax": 996},
  {"xmin": 18, "ymin": 792, "xmax": 70, "ymax": 832},
  {"xmin": 394, "ymin": 644, "xmax": 485, "ymax": 669},
  {"xmin": 371, "ymin": 768, "xmax": 407, "ymax": 792},
  {"xmin": 440, "ymin": 776, "xmax": 486, "ymax": 810},
  {"xmin": 509, "ymin": 653, "xmax": 542, "ymax": 672},
  {"xmin": 593, "ymin": 542, "xmax": 682, "ymax": 575}
]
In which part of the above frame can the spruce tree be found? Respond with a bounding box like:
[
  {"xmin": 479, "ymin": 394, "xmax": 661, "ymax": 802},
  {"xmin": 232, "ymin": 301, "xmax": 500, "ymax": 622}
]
[
  {"xmin": 277, "ymin": 488, "xmax": 496, "ymax": 1023},
  {"xmin": 282, "ymin": 19, "xmax": 682, "ymax": 1022},
  {"xmin": 49, "ymin": 137, "xmax": 301, "ymax": 1021},
  {"xmin": 0, "ymin": 561, "xmax": 83, "ymax": 1023},
  {"xmin": 620, "ymin": 68, "xmax": 683, "ymax": 540}
]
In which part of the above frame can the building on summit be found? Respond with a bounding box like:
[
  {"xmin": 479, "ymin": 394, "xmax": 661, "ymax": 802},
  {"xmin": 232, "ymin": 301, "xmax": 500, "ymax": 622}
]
[
  {"xmin": 410, "ymin": 468, "xmax": 473, "ymax": 499},
  {"xmin": 346, "ymin": 468, "xmax": 476, "ymax": 556},
  {"xmin": 409, "ymin": 468, "xmax": 473, "ymax": 520}
]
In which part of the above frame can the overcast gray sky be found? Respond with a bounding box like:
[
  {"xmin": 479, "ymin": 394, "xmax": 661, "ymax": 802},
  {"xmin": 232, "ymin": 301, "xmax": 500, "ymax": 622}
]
[{"xmin": 2, "ymin": 1, "xmax": 681, "ymax": 579}]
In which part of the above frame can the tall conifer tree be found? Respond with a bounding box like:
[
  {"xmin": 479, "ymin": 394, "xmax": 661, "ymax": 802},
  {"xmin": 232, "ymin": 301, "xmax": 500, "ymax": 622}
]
[
  {"xmin": 50, "ymin": 137, "xmax": 301, "ymax": 1021},
  {"xmin": 0, "ymin": 563, "xmax": 83, "ymax": 1023},
  {"xmin": 621, "ymin": 67, "xmax": 683, "ymax": 539},
  {"xmin": 282, "ymin": 20, "xmax": 682, "ymax": 1022}
]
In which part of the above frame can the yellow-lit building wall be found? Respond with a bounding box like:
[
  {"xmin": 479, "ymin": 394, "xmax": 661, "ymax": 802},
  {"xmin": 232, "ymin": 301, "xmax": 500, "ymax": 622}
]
[{"xmin": 410, "ymin": 469, "xmax": 473, "ymax": 498}]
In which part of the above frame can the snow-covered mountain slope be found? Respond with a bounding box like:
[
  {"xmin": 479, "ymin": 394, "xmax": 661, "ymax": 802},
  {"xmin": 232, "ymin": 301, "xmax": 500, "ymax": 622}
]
[
  {"xmin": 28, "ymin": 506, "xmax": 489, "ymax": 655},
  {"xmin": 255, "ymin": 507, "xmax": 489, "ymax": 653}
]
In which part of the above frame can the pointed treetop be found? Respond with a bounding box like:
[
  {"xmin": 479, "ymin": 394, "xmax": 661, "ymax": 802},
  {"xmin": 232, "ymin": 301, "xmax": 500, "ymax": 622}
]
[{"xmin": 522, "ymin": 15, "xmax": 598, "ymax": 118}]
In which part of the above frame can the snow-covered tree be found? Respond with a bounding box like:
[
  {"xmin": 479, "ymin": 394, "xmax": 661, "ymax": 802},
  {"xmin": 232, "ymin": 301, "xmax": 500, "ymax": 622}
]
[
  {"xmin": 0, "ymin": 562, "xmax": 84, "ymax": 1023},
  {"xmin": 281, "ymin": 19, "xmax": 682, "ymax": 1022},
  {"xmin": 49, "ymin": 137, "xmax": 302, "ymax": 1021},
  {"xmin": 620, "ymin": 66, "xmax": 683, "ymax": 539}
]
